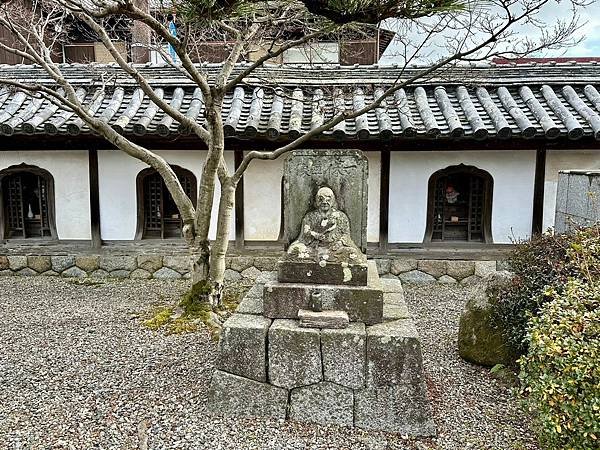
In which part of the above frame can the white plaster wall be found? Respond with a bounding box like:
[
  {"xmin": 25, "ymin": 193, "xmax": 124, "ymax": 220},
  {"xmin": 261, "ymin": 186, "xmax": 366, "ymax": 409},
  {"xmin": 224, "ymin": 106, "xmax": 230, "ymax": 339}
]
[
  {"xmin": 388, "ymin": 151, "xmax": 537, "ymax": 244},
  {"xmin": 98, "ymin": 150, "xmax": 235, "ymax": 240},
  {"xmin": 366, "ymin": 152, "xmax": 380, "ymax": 242},
  {"xmin": 543, "ymin": 150, "xmax": 600, "ymax": 231},
  {"xmin": 0, "ymin": 151, "xmax": 91, "ymax": 240},
  {"xmin": 243, "ymin": 151, "xmax": 381, "ymax": 242},
  {"xmin": 243, "ymin": 156, "xmax": 284, "ymax": 241}
]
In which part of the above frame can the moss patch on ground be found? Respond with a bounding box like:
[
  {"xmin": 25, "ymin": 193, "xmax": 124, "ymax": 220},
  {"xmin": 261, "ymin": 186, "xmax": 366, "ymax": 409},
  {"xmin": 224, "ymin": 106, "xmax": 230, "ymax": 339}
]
[{"xmin": 142, "ymin": 281, "xmax": 249, "ymax": 337}]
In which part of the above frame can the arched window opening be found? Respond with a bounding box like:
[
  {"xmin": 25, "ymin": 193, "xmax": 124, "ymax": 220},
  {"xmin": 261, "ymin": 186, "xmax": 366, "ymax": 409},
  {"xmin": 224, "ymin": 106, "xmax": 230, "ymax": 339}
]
[
  {"xmin": 0, "ymin": 165, "xmax": 56, "ymax": 239},
  {"xmin": 136, "ymin": 166, "xmax": 197, "ymax": 239},
  {"xmin": 425, "ymin": 164, "xmax": 493, "ymax": 243}
]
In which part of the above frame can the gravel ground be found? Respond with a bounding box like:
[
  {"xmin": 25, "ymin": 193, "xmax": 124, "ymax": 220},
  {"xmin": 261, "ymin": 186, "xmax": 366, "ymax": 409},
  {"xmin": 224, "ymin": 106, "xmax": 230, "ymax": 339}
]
[{"xmin": 0, "ymin": 277, "xmax": 539, "ymax": 450}]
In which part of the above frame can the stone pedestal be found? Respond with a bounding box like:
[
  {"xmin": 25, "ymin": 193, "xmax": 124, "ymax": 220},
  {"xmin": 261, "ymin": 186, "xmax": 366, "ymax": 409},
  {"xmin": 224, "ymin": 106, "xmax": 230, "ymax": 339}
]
[{"xmin": 208, "ymin": 270, "xmax": 436, "ymax": 436}]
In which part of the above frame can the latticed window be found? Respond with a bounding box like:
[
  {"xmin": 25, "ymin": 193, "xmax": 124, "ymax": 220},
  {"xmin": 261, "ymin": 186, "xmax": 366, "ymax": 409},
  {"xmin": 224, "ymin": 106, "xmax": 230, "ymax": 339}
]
[
  {"xmin": 1, "ymin": 168, "xmax": 55, "ymax": 239},
  {"xmin": 427, "ymin": 165, "xmax": 493, "ymax": 243},
  {"xmin": 138, "ymin": 167, "xmax": 196, "ymax": 239}
]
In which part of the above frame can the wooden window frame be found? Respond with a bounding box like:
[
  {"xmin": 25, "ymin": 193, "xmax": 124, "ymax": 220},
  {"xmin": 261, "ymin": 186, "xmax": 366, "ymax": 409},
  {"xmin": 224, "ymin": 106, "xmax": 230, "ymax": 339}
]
[
  {"xmin": 0, "ymin": 164, "xmax": 57, "ymax": 240},
  {"xmin": 135, "ymin": 166, "xmax": 197, "ymax": 240},
  {"xmin": 423, "ymin": 164, "xmax": 494, "ymax": 244}
]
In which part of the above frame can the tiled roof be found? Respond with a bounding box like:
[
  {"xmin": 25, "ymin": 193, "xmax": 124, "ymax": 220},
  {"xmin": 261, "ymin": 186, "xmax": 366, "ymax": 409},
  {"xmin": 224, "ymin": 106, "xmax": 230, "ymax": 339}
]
[{"xmin": 0, "ymin": 62, "xmax": 600, "ymax": 142}]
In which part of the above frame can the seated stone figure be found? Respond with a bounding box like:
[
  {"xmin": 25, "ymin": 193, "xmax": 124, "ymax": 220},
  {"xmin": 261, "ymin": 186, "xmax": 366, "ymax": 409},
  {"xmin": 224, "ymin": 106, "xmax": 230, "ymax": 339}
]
[{"xmin": 287, "ymin": 186, "xmax": 365, "ymax": 264}]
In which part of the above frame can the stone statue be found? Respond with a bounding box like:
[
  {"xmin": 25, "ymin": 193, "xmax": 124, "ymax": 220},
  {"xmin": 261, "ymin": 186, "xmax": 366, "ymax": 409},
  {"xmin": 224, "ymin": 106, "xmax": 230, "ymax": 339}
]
[{"xmin": 287, "ymin": 186, "xmax": 366, "ymax": 264}]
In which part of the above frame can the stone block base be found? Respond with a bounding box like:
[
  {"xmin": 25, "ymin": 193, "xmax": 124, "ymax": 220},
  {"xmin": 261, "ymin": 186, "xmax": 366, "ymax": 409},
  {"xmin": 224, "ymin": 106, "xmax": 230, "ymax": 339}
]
[
  {"xmin": 208, "ymin": 276, "xmax": 435, "ymax": 436},
  {"xmin": 264, "ymin": 261, "xmax": 383, "ymax": 324},
  {"xmin": 278, "ymin": 259, "xmax": 368, "ymax": 286}
]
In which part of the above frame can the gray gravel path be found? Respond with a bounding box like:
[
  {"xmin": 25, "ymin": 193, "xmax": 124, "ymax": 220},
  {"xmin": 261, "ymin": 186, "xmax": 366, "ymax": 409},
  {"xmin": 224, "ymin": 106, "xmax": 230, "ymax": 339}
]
[{"xmin": 0, "ymin": 277, "xmax": 538, "ymax": 450}]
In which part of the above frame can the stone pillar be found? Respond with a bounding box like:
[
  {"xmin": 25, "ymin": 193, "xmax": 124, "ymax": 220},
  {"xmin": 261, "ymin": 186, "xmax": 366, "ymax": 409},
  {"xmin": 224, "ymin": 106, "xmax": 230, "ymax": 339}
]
[{"xmin": 555, "ymin": 170, "xmax": 600, "ymax": 233}]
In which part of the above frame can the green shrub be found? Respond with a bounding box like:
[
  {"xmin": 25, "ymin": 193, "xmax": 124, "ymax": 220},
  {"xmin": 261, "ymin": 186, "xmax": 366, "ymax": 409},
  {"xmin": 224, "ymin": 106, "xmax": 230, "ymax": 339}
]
[
  {"xmin": 493, "ymin": 225, "xmax": 600, "ymax": 354},
  {"xmin": 519, "ymin": 278, "xmax": 600, "ymax": 450}
]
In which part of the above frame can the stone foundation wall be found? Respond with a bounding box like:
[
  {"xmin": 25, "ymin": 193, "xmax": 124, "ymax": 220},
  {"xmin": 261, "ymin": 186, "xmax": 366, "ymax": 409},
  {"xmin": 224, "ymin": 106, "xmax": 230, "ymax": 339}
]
[{"xmin": 0, "ymin": 254, "xmax": 504, "ymax": 283}]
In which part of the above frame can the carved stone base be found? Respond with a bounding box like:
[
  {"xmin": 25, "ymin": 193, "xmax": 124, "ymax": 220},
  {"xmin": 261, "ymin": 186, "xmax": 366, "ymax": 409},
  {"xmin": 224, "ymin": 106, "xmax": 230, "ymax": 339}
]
[
  {"xmin": 208, "ymin": 275, "xmax": 436, "ymax": 436},
  {"xmin": 298, "ymin": 309, "xmax": 349, "ymax": 329},
  {"xmin": 278, "ymin": 259, "xmax": 368, "ymax": 286}
]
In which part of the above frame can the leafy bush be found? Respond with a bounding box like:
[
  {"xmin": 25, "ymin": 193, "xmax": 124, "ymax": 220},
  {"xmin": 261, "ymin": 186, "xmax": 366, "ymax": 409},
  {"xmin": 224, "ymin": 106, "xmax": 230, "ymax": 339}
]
[
  {"xmin": 519, "ymin": 279, "xmax": 600, "ymax": 450},
  {"xmin": 493, "ymin": 225, "xmax": 600, "ymax": 354}
]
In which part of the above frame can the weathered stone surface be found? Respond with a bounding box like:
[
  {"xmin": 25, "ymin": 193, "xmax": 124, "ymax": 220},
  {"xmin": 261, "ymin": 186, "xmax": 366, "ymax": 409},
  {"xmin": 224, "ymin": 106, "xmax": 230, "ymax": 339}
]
[
  {"xmin": 263, "ymin": 280, "xmax": 383, "ymax": 325},
  {"xmin": 390, "ymin": 259, "xmax": 418, "ymax": 275},
  {"xmin": 496, "ymin": 259, "xmax": 511, "ymax": 271},
  {"xmin": 51, "ymin": 256, "xmax": 75, "ymax": 272},
  {"xmin": 41, "ymin": 270, "xmax": 59, "ymax": 277},
  {"xmin": 355, "ymin": 384, "xmax": 436, "ymax": 436},
  {"xmin": 230, "ymin": 256, "xmax": 254, "ymax": 272},
  {"xmin": 256, "ymin": 271, "xmax": 277, "ymax": 284},
  {"xmin": 356, "ymin": 318, "xmax": 435, "ymax": 436},
  {"xmin": 218, "ymin": 314, "xmax": 271, "ymax": 382},
  {"xmin": 110, "ymin": 270, "xmax": 131, "ymax": 278},
  {"xmin": 417, "ymin": 260, "xmax": 446, "ymax": 279},
  {"xmin": 90, "ymin": 269, "xmax": 110, "ymax": 278},
  {"xmin": 223, "ymin": 268, "xmax": 242, "ymax": 282},
  {"xmin": 555, "ymin": 170, "xmax": 600, "ymax": 233},
  {"xmin": 130, "ymin": 268, "xmax": 152, "ymax": 279},
  {"xmin": 289, "ymin": 382, "xmax": 354, "ymax": 427},
  {"xmin": 446, "ymin": 260, "xmax": 475, "ymax": 281},
  {"xmin": 0, "ymin": 256, "xmax": 8, "ymax": 270},
  {"xmin": 283, "ymin": 149, "xmax": 368, "ymax": 253},
  {"xmin": 438, "ymin": 275, "xmax": 458, "ymax": 284},
  {"xmin": 241, "ymin": 266, "xmax": 261, "ymax": 281},
  {"xmin": 383, "ymin": 291, "xmax": 405, "ymax": 306},
  {"xmin": 298, "ymin": 309, "xmax": 349, "ymax": 329},
  {"xmin": 380, "ymin": 278, "xmax": 404, "ymax": 294},
  {"xmin": 321, "ymin": 323, "xmax": 366, "ymax": 389},
  {"xmin": 99, "ymin": 256, "xmax": 136, "ymax": 272},
  {"xmin": 269, "ymin": 319, "xmax": 322, "ymax": 389},
  {"xmin": 374, "ymin": 258, "xmax": 391, "ymax": 275},
  {"xmin": 245, "ymin": 283, "xmax": 264, "ymax": 299},
  {"xmin": 27, "ymin": 256, "xmax": 51, "ymax": 273},
  {"xmin": 474, "ymin": 261, "xmax": 497, "ymax": 278},
  {"xmin": 163, "ymin": 256, "xmax": 190, "ymax": 273},
  {"xmin": 278, "ymin": 259, "xmax": 368, "ymax": 286},
  {"xmin": 460, "ymin": 275, "xmax": 481, "ymax": 285},
  {"xmin": 0, "ymin": 269, "xmax": 15, "ymax": 276},
  {"xmin": 8, "ymin": 256, "xmax": 28, "ymax": 271},
  {"xmin": 208, "ymin": 370, "xmax": 288, "ymax": 419},
  {"xmin": 236, "ymin": 293, "xmax": 264, "ymax": 315},
  {"xmin": 458, "ymin": 271, "xmax": 518, "ymax": 367},
  {"xmin": 153, "ymin": 267, "xmax": 182, "ymax": 279},
  {"xmin": 253, "ymin": 256, "xmax": 278, "ymax": 271},
  {"xmin": 366, "ymin": 319, "xmax": 423, "ymax": 387},
  {"xmin": 137, "ymin": 255, "xmax": 163, "ymax": 273},
  {"xmin": 18, "ymin": 267, "xmax": 38, "ymax": 276},
  {"xmin": 399, "ymin": 270, "xmax": 436, "ymax": 284},
  {"xmin": 75, "ymin": 256, "xmax": 99, "ymax": 273},
  {"xmin": 383, "ymin": 303, "xmax": 410, "ymax": 321},
  {"xmin": 62, "ymin": 266, "xmax": 87, "ymax": 278}
]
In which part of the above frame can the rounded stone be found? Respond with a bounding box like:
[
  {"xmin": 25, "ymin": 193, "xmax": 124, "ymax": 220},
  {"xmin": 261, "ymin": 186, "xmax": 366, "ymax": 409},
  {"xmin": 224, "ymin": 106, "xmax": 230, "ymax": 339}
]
[
  {"xmin": 0, "ymin": 256, "xmax": 9, "ymax": 270},
  {"xmin": 438, "ymin": 275, "xmax": 458, "ymax": 284},
  {"xmin": 137, "ymin": 255, "xmax": 163, "ymax": 273},
  {"xmin": 163, "ymin": 256, "xmax": 190, "ymax": 274},
  {"xmin": 446, "ymin": 261, "xmax": 475, "ymax": 281},
  {"xmin": 230, "ymin": 256, "xmax": 254, "ymax": 273},
  {"xmin": 8, "ymin": 256, "xmax": 28, "ymax": 271},
  {"xmin": 27, "ymin": 256, "xmax": 52, "ymax": 273},
  {"xmin": 99, "ymin": 256, "xmax": 136, "ymax": 272},
  {"xmin": 223, "ymin": 269, "xmax": 242, "ymax": 282},
  {"xmin": 110, "ymin": 270, "xmax": 131, "ymax": 278},
  {"xmin": 398, "ymin": 270, "xmax": 436, "ymax": 284},
  {"xmin": 51, "ymin": 256, "xmax": 76, "ymax": 273},
  {"xmin": 75, "ymin": 256, "xmax": 100, "ymax": 273},
  {"xmin": 417, "ymin": 260, "xmax": 447, "ymax": 279},
  {"xmin": 18, "ymin": 267, "xmax": 38, "ymax": 276},
  {"xmin": 130, "ymin": 268, "xmax": 152, "ymax": 279},
  {"xmin": 241, "ymin": 266, "xmax": 261, "ymax": 281},
  {"xmin": 153, "ymin": 267, "xmax": 182, "ymax": 279},
  {"xmin": 390, "ymin": 259, "xmax": 417, "ymax": 275},
  {"xmin": 62, "ymin": 266, "xmax": 87, "ymax": 278}
]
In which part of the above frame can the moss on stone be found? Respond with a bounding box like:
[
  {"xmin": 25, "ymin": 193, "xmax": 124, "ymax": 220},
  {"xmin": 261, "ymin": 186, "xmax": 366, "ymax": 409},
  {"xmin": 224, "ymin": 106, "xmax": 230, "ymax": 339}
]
[{"xmin": 143, "ymin": 307, "xmax": 174, "ymax": 331}]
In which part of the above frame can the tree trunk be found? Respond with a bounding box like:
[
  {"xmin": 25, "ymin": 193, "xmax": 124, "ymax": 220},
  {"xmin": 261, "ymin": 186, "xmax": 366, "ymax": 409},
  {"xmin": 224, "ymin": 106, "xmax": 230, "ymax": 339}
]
[{"xmin": 206, "ymin": 179, "xmax": 236, "ymax": 307}]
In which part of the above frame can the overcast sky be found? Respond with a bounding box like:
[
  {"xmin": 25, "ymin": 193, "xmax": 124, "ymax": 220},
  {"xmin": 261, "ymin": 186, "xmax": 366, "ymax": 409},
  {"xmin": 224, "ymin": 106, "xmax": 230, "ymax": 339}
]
[{"xmin": 379, "ymin": 1, "xmax": 600, "ymax": 64}]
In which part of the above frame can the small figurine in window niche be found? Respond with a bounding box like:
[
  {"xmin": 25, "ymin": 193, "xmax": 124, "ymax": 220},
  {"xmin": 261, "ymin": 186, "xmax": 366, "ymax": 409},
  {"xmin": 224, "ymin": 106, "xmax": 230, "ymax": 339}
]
[{"xmin": 445, "ymin": 184, "xmax": 460, "ymax": 204}]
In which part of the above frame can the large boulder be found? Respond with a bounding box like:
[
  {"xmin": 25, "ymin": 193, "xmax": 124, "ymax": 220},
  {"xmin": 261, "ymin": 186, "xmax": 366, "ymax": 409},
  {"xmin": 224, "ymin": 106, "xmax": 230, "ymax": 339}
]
[{"xmin": 458, "ymin": 271, "xmax": 518, "ymax": 367}]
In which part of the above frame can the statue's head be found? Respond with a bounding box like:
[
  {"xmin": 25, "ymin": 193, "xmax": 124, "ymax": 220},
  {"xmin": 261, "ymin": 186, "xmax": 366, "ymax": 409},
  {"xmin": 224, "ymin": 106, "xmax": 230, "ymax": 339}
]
[{"xmin": 315, "ymin": 187, "xmax": 336, "ymax": 212}]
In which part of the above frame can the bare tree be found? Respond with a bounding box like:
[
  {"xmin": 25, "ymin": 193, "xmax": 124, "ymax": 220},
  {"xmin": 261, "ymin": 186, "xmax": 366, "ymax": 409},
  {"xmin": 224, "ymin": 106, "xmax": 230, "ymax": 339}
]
[{"xmin": 0, "ymin": 0, "xmax": 589, "ymax": 305}]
